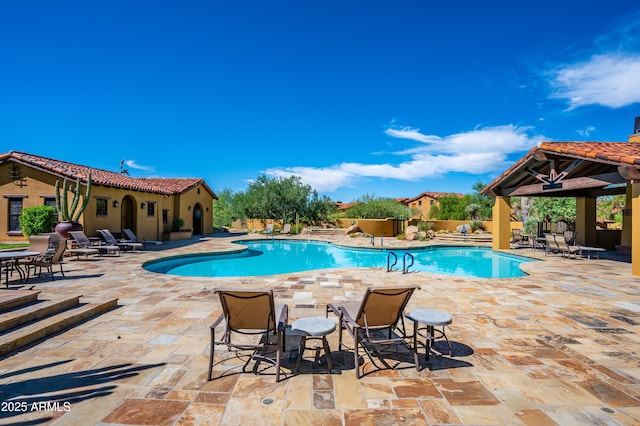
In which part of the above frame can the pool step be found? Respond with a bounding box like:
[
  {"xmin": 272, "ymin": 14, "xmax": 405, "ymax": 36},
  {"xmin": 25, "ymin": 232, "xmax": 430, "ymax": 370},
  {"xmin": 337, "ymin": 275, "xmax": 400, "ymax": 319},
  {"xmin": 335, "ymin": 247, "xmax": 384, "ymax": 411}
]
[{"xmin": 0, "ymin": 292, "xmax": 118, "ymax": 357}]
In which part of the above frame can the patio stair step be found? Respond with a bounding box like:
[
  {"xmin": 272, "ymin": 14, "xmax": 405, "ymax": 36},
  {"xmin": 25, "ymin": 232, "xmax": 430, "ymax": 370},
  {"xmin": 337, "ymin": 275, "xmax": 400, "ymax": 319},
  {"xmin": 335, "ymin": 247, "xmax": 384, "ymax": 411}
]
[
  {"xmin": 0, "ymin": 296, "xmax": 82, "ymax": 333},
  {"xmin": 0, "ymin": 290, "xmax": 41, "ymax": 313},
  {"xmin": 434, "ymin": 233, "xmax": 492, "ymax": 243},
  {"xmin": 0, "ymin": 296, "xmax": 118, "ymax": 357},
  {"xmin": 302, "ymin": 228, "xmax": 347, "ymax": 236}
]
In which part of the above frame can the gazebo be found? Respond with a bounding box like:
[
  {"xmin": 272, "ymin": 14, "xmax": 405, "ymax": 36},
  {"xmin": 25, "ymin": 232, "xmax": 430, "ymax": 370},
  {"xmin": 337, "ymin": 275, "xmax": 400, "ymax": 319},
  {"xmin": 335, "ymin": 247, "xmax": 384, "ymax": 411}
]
[{"xmin": 483, "ymin": 117, "xmax": 640, "ymax": 275}]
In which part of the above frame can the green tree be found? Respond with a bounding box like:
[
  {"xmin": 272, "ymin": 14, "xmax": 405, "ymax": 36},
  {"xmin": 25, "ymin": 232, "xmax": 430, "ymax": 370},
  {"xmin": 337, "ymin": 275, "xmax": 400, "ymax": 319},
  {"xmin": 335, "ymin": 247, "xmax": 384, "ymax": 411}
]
[
  {"xmin": 234, "ymin": 175, "xmax": 331, "ymax": 223},
  {"xmin": 597, "ymin": 194, "xmax": 626, "ymax": 227},
  {"xmin": 469, "ymin": 181, "xmax": 493, "ymax": 220},
  {"xmin": 344, "ymin": 194, "xmax": 411, "ymax": 219},
  {"xmin": 464, "ymin": 203, "xmax": 481, "ymax": 220},
  {"xmin": 435, "ymin": 195, "xmax": 467, "ymax": 220},
  {"xmin": 212, "ymin": 188, "xmax": 236, "ymax": 228},
  {"xmin": 18, "ymin": 205, "xmax": 57, "ymax": 236},
  {"xmin": 431, "ymin": 182, "xmax": 494, "ymax": 221},
  {"xmin": 528, "ymin": 197, "xmax": 576, "ymax": 223}
]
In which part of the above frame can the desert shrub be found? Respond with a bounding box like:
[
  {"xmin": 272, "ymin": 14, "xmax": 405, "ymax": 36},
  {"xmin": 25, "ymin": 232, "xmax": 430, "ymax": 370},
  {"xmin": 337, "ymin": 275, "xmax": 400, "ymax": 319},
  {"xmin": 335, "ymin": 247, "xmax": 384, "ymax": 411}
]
[
  {"xmin": 417, "ymin": 221, "xmax": 435, "ymax": 232},
  {"xmin": 469, "ymin": 220, "xmax": 486, "ymax": 232},
  {"xmin": 18, "ymin": 206, "xmax": 57, "ymax": 236}
]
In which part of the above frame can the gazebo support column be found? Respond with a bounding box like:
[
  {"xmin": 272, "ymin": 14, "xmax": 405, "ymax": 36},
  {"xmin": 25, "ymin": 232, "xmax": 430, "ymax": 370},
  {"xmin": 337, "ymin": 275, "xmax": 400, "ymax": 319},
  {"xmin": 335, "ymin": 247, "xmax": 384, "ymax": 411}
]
[
  {"xmin": 492, "ymin": 196, "xmax": 511, "ymax": 250},
  {"xmin": 621, "ymin": 183, "xmax": 632, "ymax": 249},
  {"xmin": 632, "ymin": 183, "xmax": 640, "ymax": 276},
  {"xmin": 575, "ymin": 197, "xmax": 596, "ymax": 247}
]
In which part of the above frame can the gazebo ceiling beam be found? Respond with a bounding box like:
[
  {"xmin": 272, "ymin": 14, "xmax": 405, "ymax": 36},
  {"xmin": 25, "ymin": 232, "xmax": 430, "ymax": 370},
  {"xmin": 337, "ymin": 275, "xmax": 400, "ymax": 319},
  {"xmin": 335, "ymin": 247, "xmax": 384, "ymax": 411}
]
[
  {"xmin": 501, "ymin": 171, "xmax": 627, "ymax": 197},
  {"xmin": 619, "ymin": 165, "xmax": 640, "ymax": 180},
  {"xmin": 525, "ymin": 158, "xmax": 583, "ymax": 188}
]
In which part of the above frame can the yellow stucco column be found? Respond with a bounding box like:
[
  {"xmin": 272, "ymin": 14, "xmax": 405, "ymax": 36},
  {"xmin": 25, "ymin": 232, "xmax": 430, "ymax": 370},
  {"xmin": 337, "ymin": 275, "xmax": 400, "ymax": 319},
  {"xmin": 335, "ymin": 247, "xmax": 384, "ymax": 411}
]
[
  {"xmin": 632, "ymin": 182, "xmax": 640, "ymax": 276},
  {"xmin": 575, "ymin": 197, "xmax": 596, "ymax": 246},
  {"xmin": 621, "ymin": 183, "xmax": 632, "ymax": 247},
  {"xmin": 492, "ymin": 196, "xmax": 511, "ymax": 250}
]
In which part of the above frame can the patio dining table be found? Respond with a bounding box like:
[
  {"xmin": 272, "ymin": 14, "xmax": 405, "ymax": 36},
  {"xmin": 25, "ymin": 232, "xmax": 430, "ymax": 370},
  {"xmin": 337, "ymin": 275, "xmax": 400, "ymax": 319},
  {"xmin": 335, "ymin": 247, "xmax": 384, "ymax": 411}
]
[{"xmin": 0, "ymin": 251, "xmax": 40, "ymax": 287}]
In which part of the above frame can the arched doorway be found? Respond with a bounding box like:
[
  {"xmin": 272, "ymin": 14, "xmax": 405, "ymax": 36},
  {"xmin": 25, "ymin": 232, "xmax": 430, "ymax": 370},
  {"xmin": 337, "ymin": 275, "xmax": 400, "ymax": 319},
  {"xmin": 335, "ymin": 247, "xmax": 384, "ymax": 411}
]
[
  {"xmin": 121, "ymin": 195, "xmax": 135, "ymax": 234},
  {"xmin": 193, "ymin": 203, "xmax": 203, "ymax": 235}
]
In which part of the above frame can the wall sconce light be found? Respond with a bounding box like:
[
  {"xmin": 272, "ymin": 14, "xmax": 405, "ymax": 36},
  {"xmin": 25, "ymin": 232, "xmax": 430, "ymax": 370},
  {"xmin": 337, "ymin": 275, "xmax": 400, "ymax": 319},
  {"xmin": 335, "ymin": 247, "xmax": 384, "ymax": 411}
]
[
  {"xmin": 113, "ymin": 201, "xmax": 120, "ymax": 208},
  {"xmin": 8, "ymin": 164, "xmax": 27, "ymax": 187},
  {"xmin": 141, "ymin": 203, "xmax": 146, "ymax": 209},
  {"xmin": 188, "ymin": 205, "xmax": 192, "ymax": 211}
]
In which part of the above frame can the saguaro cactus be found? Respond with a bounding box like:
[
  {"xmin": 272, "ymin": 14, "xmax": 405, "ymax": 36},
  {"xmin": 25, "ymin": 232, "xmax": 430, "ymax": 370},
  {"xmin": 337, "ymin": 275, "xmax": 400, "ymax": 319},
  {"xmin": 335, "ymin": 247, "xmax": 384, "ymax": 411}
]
[{"xmin": 55, "ymin": 174, "xmax": 92, "ymax": 222}]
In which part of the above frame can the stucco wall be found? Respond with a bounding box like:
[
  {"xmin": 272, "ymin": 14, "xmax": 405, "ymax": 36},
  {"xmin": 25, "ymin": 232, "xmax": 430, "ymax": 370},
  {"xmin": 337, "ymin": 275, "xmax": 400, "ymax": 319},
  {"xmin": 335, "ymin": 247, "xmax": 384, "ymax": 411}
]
[{"xmin": 231, "ymin": 217, "xmax": 524, "ymax": 237}]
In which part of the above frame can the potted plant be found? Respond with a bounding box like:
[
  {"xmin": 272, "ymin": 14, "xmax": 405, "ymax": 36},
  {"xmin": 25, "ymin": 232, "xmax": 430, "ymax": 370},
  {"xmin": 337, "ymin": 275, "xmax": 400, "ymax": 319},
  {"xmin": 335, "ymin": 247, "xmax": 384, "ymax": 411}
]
[
  {"xmin": 164, "ymin": 217, "xmax": 192, "ymax": 240},
  {"xmin": 54, "ymin": 174, "xmax": 92, "ymax": 237}
]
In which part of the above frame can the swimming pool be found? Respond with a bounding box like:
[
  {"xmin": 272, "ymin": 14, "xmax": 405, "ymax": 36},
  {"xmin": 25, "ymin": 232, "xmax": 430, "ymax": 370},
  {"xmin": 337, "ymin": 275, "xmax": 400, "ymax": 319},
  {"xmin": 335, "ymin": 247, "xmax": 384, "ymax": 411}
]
[{"xmin": 143, "ymin": 240, "xmax": 532, "ymax": 278}]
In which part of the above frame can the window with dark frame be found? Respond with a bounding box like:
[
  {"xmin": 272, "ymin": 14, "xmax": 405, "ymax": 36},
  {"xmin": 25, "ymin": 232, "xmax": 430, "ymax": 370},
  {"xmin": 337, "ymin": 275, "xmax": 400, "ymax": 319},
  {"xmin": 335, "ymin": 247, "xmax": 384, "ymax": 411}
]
[
  {"xmin": 44, "ymin": 197, "xmax": 57, "ymax": 216},
  {"xmin": 162, "ymin": 209, "xmax": 168, "ymax": 224},
  {"xmin": 8, "ymin": 198, "xmax": 22, "ymax": 231},
  {"xmin": 147, "ymin": 202, "xmax": 155, "ymax": 217},
  {"xmin": 96, "ymin": 198, "xmax": 108, "ymax": 216}
]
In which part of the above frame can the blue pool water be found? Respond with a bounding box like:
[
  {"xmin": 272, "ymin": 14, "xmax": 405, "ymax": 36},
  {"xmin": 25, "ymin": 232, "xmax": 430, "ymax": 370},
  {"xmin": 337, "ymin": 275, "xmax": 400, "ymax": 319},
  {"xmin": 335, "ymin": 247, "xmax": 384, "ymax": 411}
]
[{"xmin": 143, "ymin": 240, "xmax": 532, "ymax": 278}]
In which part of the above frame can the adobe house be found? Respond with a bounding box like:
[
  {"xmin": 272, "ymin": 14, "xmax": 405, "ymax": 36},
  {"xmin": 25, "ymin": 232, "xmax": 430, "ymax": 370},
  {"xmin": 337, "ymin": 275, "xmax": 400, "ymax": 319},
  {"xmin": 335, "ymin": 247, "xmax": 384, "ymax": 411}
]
[
  {"xmin": 483, "ymin": 117, "xmax": 640, "ymax": 275},
  {"xmin": 0, "ymin": 151, "xmax": 217, "ymax": 242},
  {"xmin": 400, "ymin": 192, "xmax": 464, "ymax": 220}
]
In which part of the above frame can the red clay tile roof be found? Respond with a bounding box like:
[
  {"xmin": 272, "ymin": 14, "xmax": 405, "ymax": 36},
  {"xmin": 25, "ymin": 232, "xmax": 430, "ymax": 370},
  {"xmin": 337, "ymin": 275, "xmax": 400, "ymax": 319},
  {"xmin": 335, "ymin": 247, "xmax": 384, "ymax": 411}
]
[
  {"xmin": 335, "ymin": 202, "xmax": 355, "ymax": 210},
  {"xmin": 539, "ymin": 141, "xmax": 640, "ymax": 165},
  {"xmin": 405, "ymin": 191, "xmax": 463, "ymax": 203},
  {"xmin": 1, "ymin": 151, "xmax": 217, "ymax": 198}
]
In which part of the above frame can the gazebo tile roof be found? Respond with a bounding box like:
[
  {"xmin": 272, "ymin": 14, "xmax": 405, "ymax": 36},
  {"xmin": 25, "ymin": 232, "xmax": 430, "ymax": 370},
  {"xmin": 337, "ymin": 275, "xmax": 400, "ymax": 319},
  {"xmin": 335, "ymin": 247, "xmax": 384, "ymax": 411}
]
[
  {"xmin": 483, "ymin": 141, "xmax": 640, "ymax": 195},
  {"xmin": 540, "ymin": 141, "xmax": 640, "ymax": 163},
  {"xmin": 2, "ymin": 151, "xmax": 216, "ymax": 197}
]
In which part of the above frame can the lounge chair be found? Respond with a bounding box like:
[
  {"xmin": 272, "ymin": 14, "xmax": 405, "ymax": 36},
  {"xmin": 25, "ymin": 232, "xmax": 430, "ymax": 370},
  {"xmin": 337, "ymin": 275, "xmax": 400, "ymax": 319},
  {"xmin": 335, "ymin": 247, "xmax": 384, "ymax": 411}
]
[
  {"xmin": 511, "ymin": 228, "xmax": 529, "ymax": 248},
  {"xmin": 69, "ymin": 230, "xmax": 119, "ymax": 257},
  {"xmin": 555, "ymin": 235, "xmax": 581, "ymax": 258},
  {"xmin": 544, "ymin": 233, "xmax": 558, "ymax": 255},
  {"xmin": 281, "ymin": 223, "xmax": 291, "ymax": 234},
  {"xmin": 327, "ymin": 285, "xmax": 420, "ymax": 378},
  {"xmin": 123, "ymin": 228, "xmax": 163, "ymax": 250},
  {"xmin": 97, "ymin": 229, "xmax": 143, "ymax": 252},
  {"xmin": 563, "ymin": 230, "xmax": 577, "ymax": 246},
  {"xmin": 511, "ymin": 228, "xmax": 523, "ymax": 244},
  {"xmin": 27, "ymin": 238, "xmax": 67, "ymax": 280},
  {"xmin": 209, "ymin": 289, "xmax": 288, "ymax": 382},
  {"xmin": 544, "ymin": 233, "xmax": 565, "ymax": 256}
]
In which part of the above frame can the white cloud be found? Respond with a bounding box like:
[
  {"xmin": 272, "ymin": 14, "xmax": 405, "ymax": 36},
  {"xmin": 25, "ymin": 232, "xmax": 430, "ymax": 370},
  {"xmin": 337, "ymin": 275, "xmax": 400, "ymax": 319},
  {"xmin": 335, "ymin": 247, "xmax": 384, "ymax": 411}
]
[
  {"xmin": 577, "ymin": 126, "xmax": 596, "ymax": 137},
  {"xmin": 264, "ymin": 125, "xmax": 543, "ymax": 193},
  {"xmin": 548, "ymin": 53, "xmax": 640, "ymax": 109},
  {"xmin": 125, "ymin": 160, "xmax": 154, "ymax": 172}
]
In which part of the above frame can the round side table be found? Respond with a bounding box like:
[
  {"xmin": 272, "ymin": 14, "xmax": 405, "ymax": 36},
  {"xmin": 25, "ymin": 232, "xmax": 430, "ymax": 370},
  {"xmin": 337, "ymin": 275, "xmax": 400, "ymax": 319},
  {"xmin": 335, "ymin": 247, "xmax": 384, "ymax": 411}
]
[
  {"xmin": 291, "ymin": 316, "xmax": 336, "ymax": 373},
  {"xmin": 407, "ymin": 309, "xmax": 453, "ymax": 360}
]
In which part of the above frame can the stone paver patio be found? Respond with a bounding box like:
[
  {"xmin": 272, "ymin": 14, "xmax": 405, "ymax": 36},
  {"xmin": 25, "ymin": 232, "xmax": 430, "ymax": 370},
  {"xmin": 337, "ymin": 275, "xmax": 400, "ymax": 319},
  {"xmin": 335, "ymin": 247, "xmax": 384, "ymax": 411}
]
[{"xmin": 1, "ymin": 232, "xmax": 640, "ymax": 425}]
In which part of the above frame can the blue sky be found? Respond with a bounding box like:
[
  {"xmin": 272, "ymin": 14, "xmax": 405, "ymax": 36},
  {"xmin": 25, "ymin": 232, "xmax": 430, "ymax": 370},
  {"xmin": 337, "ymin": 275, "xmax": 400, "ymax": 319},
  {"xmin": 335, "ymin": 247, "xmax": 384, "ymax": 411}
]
[{"xmin": 2, "ymin": 2, "xmax": 640, "ymax": 202}]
